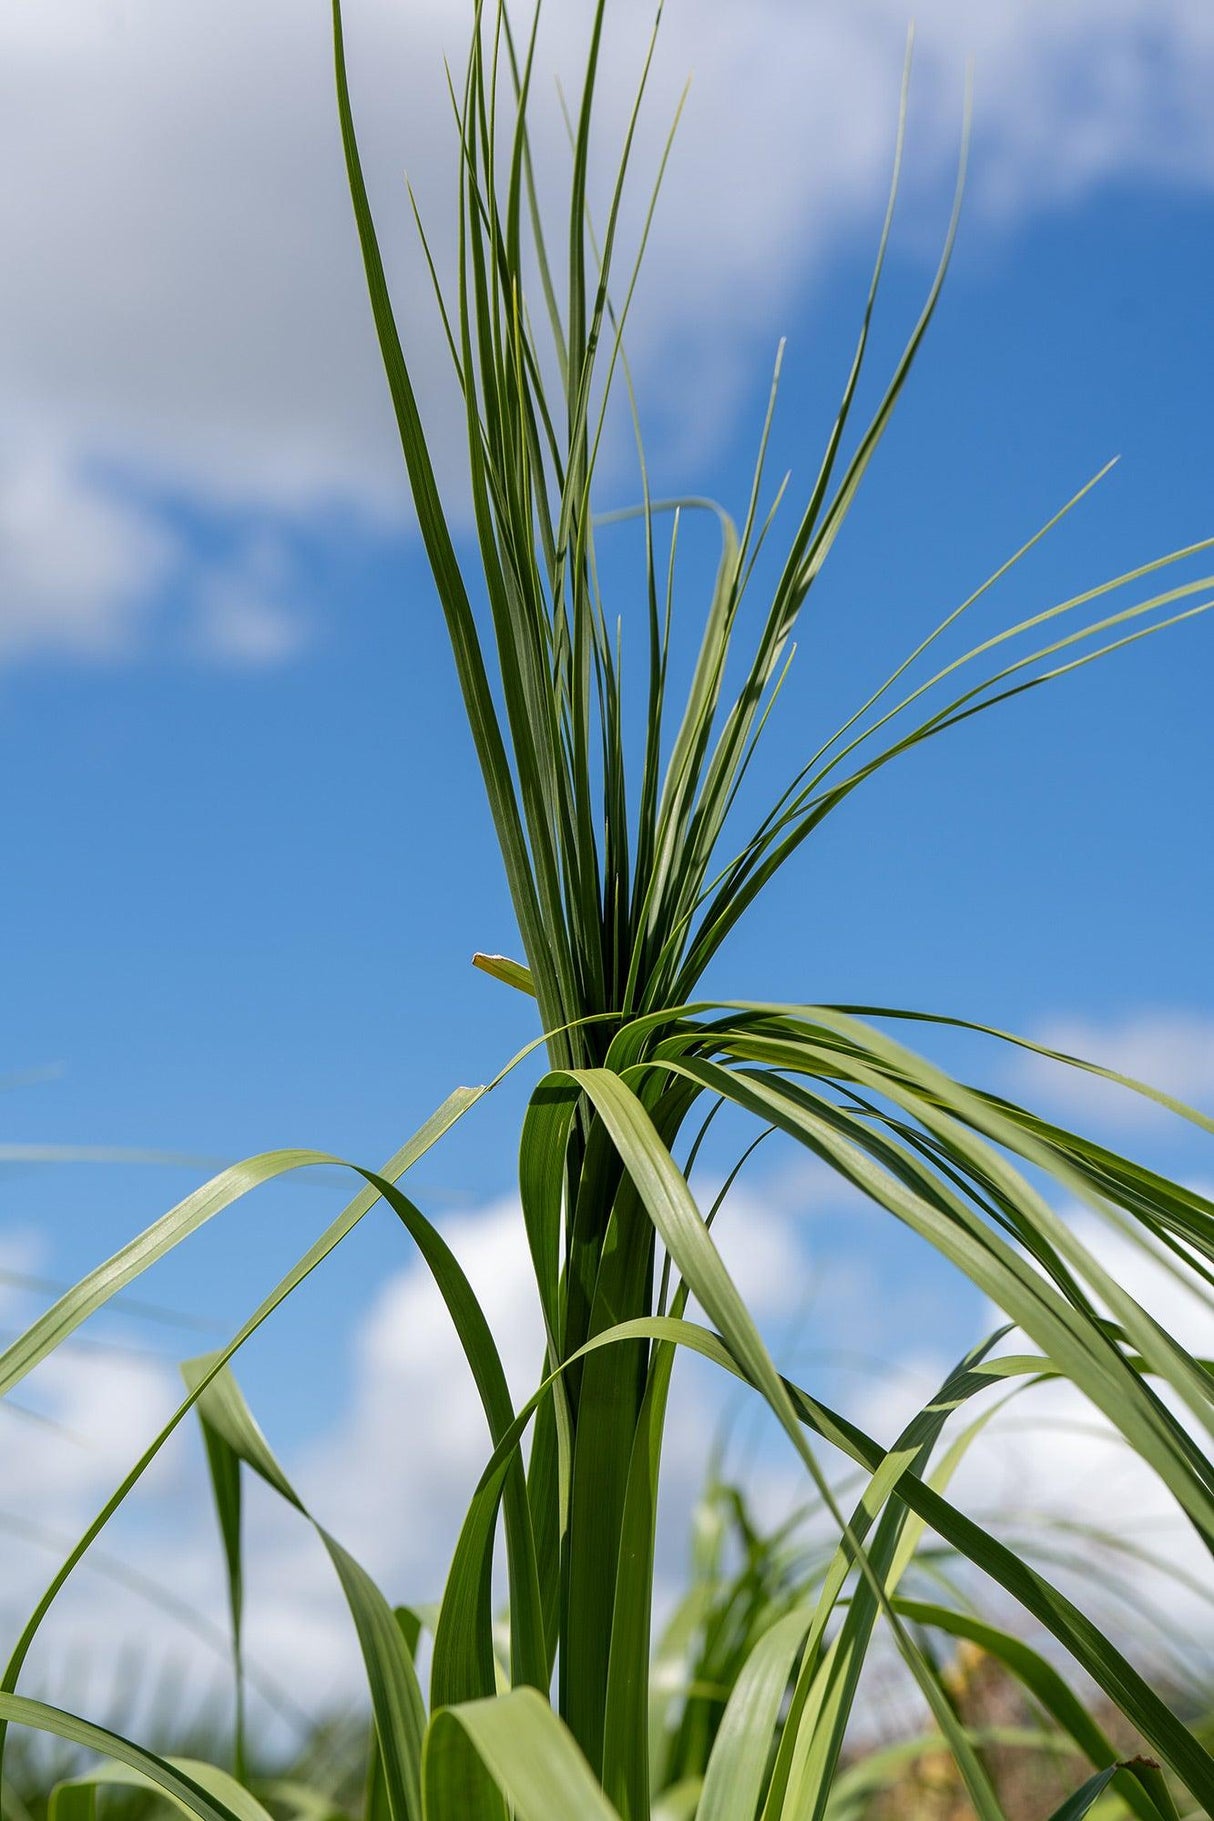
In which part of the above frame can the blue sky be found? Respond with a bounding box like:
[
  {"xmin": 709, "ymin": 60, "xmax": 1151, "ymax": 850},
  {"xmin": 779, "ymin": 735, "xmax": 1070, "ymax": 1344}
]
[{"xmin": 1, "ymin": 0, "xmax": 1213, "ymax": 1727}]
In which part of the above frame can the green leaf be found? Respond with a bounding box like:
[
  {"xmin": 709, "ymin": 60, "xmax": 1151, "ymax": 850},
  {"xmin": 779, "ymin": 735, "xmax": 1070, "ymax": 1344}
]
[
  {"xmin": 600, "ymin": 1335, "xmax": 676, "ymax": 1820},
  {"xmin": 472, "ymin": 952, "xmax": 535, "ymax": 995},
  {"xmin": 424, "ymin": 1689, "xmax": 621, "ymax": 1821},
  {"xmin": 52, "ymin": 1759, "xmax": 272, "ymax": 1821},
  {"xmin": 1046, "ymin": 1760, "xmax": 1165, "ymax": 1821},
  {"xmin": 47, "ymin": 1785, "xmax": 95, "ymax": 1821},
  {"xmin": 0, "ymin": 1084, "xmax": 485, "ymax": 1406},
  {"xmin": 650, "ymin": 1780, "xmax": 702, "ymax": 1821},
  {"xmin": 1, "ymin": 1700, "xmax": 254, "ymax": 1821},
  {"xmin": 697, "ymin": 1606, "xmax": 813, "ymax": 1821},
  {"xmin": 184, "ymin": 1361, "xmax": 426, "ymax": 1821},
  {"xmin": 191, "ymin": 1369, "xmax": 246, "ymax": 1779}
]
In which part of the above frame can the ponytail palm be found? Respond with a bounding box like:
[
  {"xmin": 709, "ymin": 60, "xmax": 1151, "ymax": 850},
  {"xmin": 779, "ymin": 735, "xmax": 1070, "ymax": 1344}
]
[{"xmin": 2, "ymin": 4, "xmax": 1212, "ymax": 1820}]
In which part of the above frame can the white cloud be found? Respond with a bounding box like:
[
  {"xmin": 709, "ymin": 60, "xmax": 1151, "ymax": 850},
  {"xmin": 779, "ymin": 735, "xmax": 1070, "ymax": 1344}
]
[
  {"xmin": 3, "ymin": 0, "xmax": 1214, "ymax": 664},
  {"xmin": 0, "ymin": 1230, "xmax": 45, "ymax": 1318},
  {"xmin": 292, "ymin": 1196, "xmax": 545, "ymax": 1596},
  {"xmin": 1, "ymin": 1234, "xmax": 181, "ymax": 1520},
  {"xmin": 0, "ymin": 448, "xmax": 174, "ymax": 661},
  {"xmin": 1011, "ymin": 1009, "xmax": 1214, "ymax": 1127},
  {"xmin": 0, "ymin": 448, "xmax": 314, "ymax": 671},
  {"xmin": 193, "ymin": 536, "xmax": 310, "ymax": 667}
]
